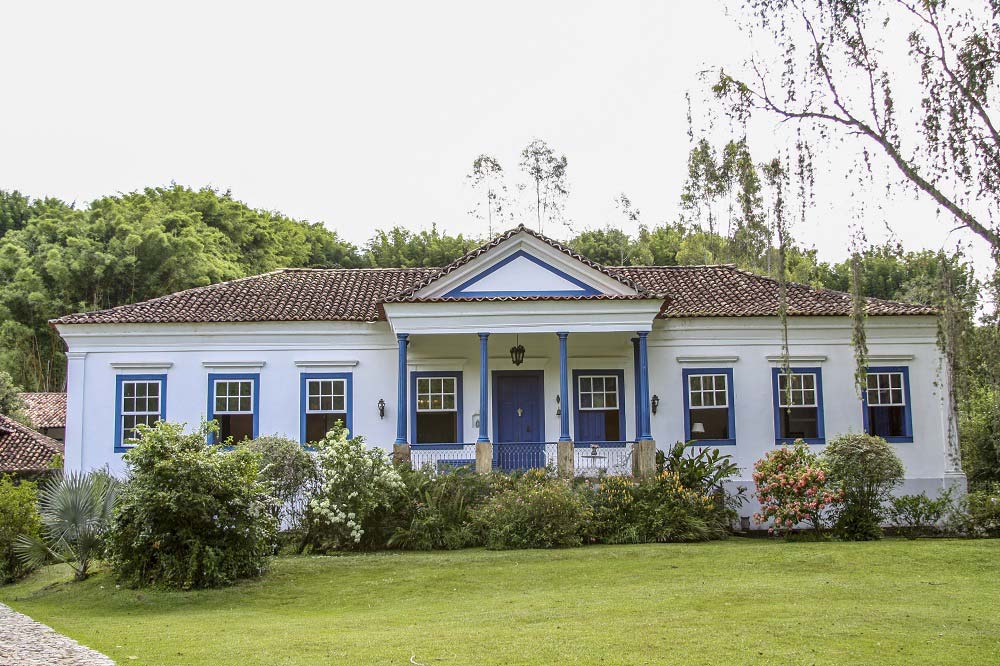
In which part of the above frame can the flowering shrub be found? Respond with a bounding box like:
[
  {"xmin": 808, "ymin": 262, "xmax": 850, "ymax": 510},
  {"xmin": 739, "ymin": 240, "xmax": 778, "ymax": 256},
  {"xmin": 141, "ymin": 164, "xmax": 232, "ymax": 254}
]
[
  {"xmin": 753, "ymin": 441, "xmax": 840, "ymax": 535},
  {"xmin": 305, "ymin": 425, "xmax": 404, "ymax": 551},
  {"xmin": 473, "ymin": 471, "xmax": 590, "ymax": 549},
  {"xmin": 108, "ymin": 421, "xmax": 276, "ymax": 589}
]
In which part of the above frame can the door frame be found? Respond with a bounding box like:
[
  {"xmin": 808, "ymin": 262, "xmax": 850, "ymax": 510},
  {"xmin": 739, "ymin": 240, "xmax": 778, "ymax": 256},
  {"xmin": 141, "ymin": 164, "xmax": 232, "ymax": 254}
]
[
  {"xmin": 491, "ymin": 370, "xmax": 545, "ymax": 443},
  {"xmin": 491, "ymin": 369, "xmax": 545, "ymax": 469}
]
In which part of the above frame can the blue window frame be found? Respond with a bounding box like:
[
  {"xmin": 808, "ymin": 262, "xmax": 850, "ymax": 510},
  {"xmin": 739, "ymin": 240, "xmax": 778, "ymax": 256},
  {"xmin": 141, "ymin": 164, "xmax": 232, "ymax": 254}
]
[
  {"xmin": 682, "ymin": 368, "xmax": 736, "ymax": 446},
  {"xmin": 410, "ymin": 371, "xmax": 463, "ymax": 444},
  {"xmin": 771, "ymin": 367, "xmax": 825, "ymax": 444},
  {"xmin": 862, "ymin": 366, "xmax": 913, "ymax": 443},
  {"xmin": 207, "ymin": 373, "xmax": 260, "ymax": 444},
  {"xmin": 300, "ymin": 372, "xmax": 353, "ymax": 445},
  {"xmin": 572, "ymin": 369, "xmax": 626, "ymax": 444},
  {"xmin": 114, "ymin": 374, "xmax": 167, "ymax": 453}
]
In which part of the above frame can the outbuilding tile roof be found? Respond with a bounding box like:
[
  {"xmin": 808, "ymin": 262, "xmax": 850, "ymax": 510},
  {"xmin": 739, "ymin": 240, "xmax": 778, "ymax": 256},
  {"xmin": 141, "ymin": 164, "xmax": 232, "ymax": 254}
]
[
  {"xmin": 18, "ymin": 392, "xmax": 67, "ymax": 429},
  {"xmin": 50, "ymin": 256, "xmax": 935, "ymax": 326},
  {"xmin": 0, "ymin": 414, "xmax": 62, "ymax": 474}
]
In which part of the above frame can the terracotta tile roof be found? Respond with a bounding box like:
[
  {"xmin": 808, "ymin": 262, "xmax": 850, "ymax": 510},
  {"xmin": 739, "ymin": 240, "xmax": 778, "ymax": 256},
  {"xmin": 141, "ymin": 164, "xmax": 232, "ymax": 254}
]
[
  {"xmin": 383, "ymin": 224, "xmax": 649, "ymax": 302},
  {"xmin": 50, "ymin": 261, "xmax": 935, "ymax": 326},
  {"xmin": 0, "ymin": 414, "xmax": 62, "ymax": 474},
  {"xmin": 610, "ymin": 265, "xmax": 936, "ymax": 317},
  {"xmin": 51, "ymin": 268, "xmax": 439, "ymax": 325},
  {"xmin": 18, "ymin": 392, "xmax": 67, "ymax": 429}
]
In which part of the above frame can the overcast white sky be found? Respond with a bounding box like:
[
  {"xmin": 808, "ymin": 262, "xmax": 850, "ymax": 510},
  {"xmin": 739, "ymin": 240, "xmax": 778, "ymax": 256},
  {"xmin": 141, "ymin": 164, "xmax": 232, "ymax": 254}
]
[{"xmin": 1, "ymin": 1, "xmax": 989, "ymax": 271}]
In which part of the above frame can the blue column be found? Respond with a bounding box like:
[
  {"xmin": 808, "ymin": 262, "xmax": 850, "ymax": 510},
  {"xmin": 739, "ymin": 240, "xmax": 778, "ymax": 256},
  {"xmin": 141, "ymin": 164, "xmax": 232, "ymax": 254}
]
[
  {"xmin": 637, "ymin": 330, "xmax": 653, "ymax": 441},
  {"xmin": 477, "ymin": 332, "xmax": 490, "ymax": 443},
  {"xmin": 395, "ymin": 333, "xmax": 409, "ymax": 445},
  {"xmin": 558, "ymin": 332, "xmax": 571, "ymax": 442},
  {"xmin": 631, "ymin": 337, "xmax": 641, "ymax": 442}
]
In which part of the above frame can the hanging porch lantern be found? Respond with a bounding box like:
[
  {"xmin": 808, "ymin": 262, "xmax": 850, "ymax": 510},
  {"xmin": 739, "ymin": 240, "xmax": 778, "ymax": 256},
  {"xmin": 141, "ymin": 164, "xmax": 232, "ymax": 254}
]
[{"xmin": 509, "ymin": 334, "xmax": 525, "ymax": 366}]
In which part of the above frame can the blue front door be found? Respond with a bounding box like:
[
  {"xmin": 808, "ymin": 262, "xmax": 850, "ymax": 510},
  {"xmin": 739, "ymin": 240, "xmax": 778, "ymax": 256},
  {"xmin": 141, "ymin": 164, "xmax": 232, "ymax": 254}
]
[{"xmin": 493, "ymin": 371, "xmax": 545, "ymax": 471}]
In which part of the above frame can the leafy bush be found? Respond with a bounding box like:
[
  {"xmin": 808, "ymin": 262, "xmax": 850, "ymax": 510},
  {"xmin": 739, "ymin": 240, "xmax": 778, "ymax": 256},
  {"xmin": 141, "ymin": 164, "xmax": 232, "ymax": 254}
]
[
  {"xmin": 823, "ymin": 433, "xmax": 904, "ymax": 541},
  {"xmin": 888, "ymin": 490, "xmax": 954, "ymax": 538},
  {"xmin": 304, "ymin": 425, "xmax": 404, "ymax": 551},
  {"xmin": 473, "ymin": 470, "xmax": 589, "ymax": 549},
  {"xmin": 16, "ymin": 470, "xmax": 118, "ymax": 581},
  {"xmin": 242, "ymin": 435, "xmax": 318, "ymax": 530},
  {"xmin": 952, "ymin": 482, "xmax": 1000, "ymax": 538},
  {"xmin": 0, "ymin": 476, "xmax": 40, "ymax": 583},
  {"xmin": 108, "ymin": 422, "xmax": 276, "ymax": 589},
  {"xmin": 661, "ymin": 442, "xmax": 740, "ymax": 494},
  {"xmin": 388, "ymin": 468, "xmax": 488, "ymax": 550},
  {"xmin": 589, "ymin": 471, "xmax": 728, "ymax": 544},
  {"xmin": 752, "ymin": 441, "xmax": 840, "ymax": 536}
]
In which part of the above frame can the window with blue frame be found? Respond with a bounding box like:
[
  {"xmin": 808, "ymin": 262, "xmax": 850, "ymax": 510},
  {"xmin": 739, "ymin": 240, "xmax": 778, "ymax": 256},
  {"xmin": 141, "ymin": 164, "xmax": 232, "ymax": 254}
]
[
  {"xmin": 115, "ymin": 374, "xmax": 166, "ymax": 452},
  {"xmin": 772, "ymin": 367, "xmax": 825, "ymax": 443},
  {"xmin": 412, "ymin": 372, "xmax": 462, "ymax": 444},
  {"xmin": 208, "ymin": 374, "xmax": 259, "ymax": 444},
  {"xmin": 573, "ymin": 370, "xmax": 625, "ymax": 443},
  {"xmin": 863, "ymin": 367, "xmax": 913, "ymax": 442},
  {"xmin": 301, "ymin": 373, "xmax": 352, "ymax": 444},
  {"xmin": 682, "ymin": 368, "xmax": 736, "ymax": 445}
]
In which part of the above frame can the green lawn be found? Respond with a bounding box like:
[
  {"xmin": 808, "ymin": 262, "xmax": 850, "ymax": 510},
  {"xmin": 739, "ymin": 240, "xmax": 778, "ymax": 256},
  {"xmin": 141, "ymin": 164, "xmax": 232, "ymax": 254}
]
[{"xmin": 1, "ymin": 539, "xmax": 998, "ymax": 665}]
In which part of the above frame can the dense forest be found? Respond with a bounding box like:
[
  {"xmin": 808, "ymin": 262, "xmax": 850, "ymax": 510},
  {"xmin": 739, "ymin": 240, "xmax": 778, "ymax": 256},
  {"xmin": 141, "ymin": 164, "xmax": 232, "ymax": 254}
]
[{"xmin": 0, "ymin": 136, "xmax": 996, "ymax": 488}]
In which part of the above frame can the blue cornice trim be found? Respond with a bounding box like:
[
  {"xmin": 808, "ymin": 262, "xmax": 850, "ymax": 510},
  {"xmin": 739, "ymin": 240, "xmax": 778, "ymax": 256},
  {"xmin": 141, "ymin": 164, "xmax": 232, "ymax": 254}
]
[
  {"xmin": 771, "ymin": 366, "xmax": 826, "ymax": 445},
  {"xmin": 299, "ymin": 372, "xmax": 354, "ymax": 447},
  {"xmin": 572, "ymin": 369, "xmax": 626, "ymax": 444},
  {"xmin": 442, "ymin": 249, "xmax": 602, "ymax": 298},
  {"xmin": 206, "ymin": 372, "xmax": 260, "ymax": 445},
  {"xmin": 682, "ymin": 367, "xmax": 736, "ymax": 447},
  {"xmin": 114, "ymin": 373, "xmax": 167, "ymax": 453},
  {"xmin": 861, "ymin": 365, "xmax": 914, "ymax": 443}
]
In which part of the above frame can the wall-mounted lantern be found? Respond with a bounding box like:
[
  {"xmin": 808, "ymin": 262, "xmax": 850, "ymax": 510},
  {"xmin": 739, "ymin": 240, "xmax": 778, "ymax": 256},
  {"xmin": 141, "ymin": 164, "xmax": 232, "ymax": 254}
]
[
  {"xmin": 651, "ymin": 394, "xmax": 660, "ymax": 415},
  {"xmin": 377, "ymin": 398, "xmax": 386, "ymax": 419},
  {"xmin": 555, "ymin": 394, "xmax": 561, "ymax": 417}
]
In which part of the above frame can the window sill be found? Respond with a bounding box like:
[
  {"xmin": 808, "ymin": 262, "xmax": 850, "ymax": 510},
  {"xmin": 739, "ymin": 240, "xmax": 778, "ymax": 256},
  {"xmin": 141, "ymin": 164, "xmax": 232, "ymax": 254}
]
[
  {"xmin": 113, "ymin": 445, "xmax": 135, "ymax": 454},
  {"xmin": 879, "ymin": 436, "xmax": 914, "ymax": 444},
  {"xmin": 775, "ymin": 438, "xmax": 825, "ymax": 446},
  {"xmin": 687, "ymin": 438, "xmax": 736, "ymax": 447}
]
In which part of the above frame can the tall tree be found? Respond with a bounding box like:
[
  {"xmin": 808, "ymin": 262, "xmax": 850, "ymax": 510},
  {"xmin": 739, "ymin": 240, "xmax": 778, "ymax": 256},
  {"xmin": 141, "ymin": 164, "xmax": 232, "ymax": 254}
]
[
  {"xmin": 680, "ymin": 138, "xmax": 772, "ymax": 270},
  {"xmin": 713, "ymin": 0, "xmax": 1000, "ymax": 252},
  {"xmin": 363, "ymin": 225, "xmax": 477, "ymax": 268},
  {"xmin": 518, "ymin": 139, "xmax": 569, "ymax": 233},
  {"xmin": 467, "ymin": 155, "xmax": 509, "ymax": 238}
]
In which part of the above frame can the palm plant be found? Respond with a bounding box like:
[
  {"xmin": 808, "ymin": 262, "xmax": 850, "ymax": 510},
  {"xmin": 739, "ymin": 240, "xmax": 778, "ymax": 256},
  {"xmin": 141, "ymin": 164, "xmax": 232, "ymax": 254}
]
[{"xmin": 16, "ymin": 471, "xmax": 118, "ymax": 581}]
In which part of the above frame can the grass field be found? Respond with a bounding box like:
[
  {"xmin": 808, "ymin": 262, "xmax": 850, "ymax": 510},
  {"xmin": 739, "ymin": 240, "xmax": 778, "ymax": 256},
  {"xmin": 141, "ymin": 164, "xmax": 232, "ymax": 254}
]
[{"xmin": 1, "ymin": 539, "xmax": 998, "ymax": 665}]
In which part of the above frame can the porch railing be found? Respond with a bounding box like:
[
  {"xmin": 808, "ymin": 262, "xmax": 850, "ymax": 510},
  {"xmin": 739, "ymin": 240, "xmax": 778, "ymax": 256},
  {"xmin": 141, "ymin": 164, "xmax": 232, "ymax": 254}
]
[
  {"xmin": 409, "ymin": 444, "xmax": 477, "ymax": 472},
  {"xmin": 573, "ymin": 441, "xmax": 632, "ymax": 477},
  {"xmin": 407, "ymin": 441, "xmax": 633, "ymax": 477}
]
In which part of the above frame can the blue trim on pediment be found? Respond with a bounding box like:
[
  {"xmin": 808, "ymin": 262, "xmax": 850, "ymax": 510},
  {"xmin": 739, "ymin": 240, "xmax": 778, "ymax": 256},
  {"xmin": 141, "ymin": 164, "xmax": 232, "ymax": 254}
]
[{"xmin": 442, "ymin": 249, "xmax": 602, "ymax": 298}]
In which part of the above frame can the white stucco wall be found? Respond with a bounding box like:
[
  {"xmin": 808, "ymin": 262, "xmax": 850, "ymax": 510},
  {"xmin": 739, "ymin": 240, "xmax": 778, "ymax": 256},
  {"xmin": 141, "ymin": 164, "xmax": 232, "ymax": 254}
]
[{"xmin": 57, "ymin": 314, "xmax": 962, "ymax": 516}]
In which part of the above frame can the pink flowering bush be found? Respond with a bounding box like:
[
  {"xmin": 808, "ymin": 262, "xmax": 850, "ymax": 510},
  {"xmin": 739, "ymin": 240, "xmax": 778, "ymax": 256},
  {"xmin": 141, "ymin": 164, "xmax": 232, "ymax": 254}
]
[{"xmin": 752, "ymin": 441, "xmax": 841, "ymax": 536}]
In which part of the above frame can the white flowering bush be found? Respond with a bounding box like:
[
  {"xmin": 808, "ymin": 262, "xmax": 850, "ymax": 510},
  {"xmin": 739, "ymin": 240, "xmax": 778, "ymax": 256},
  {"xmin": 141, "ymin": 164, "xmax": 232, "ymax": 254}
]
[{"xmin": 305, "ymin": 425, "xmax": 404, "ymax": 550}]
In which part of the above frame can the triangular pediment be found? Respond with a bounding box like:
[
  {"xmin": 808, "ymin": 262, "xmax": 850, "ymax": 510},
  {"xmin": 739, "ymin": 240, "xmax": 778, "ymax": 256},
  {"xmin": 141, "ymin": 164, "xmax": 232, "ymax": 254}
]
[
  {"xmin": 443, "ymin": 249, "xmax": 600, "ymax": 297},
  {"xmin": 409, "ymin": 227, "xmax": 640, "ymax": 300}
]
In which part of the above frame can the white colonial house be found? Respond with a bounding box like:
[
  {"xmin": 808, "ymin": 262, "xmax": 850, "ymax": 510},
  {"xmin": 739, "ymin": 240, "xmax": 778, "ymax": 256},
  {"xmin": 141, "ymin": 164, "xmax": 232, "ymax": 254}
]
[{"xmin": 53, "ymin": 225, "xmax": 964, "ymax": 520}]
